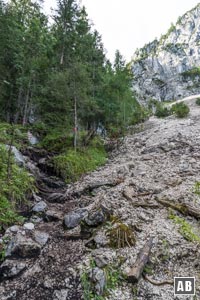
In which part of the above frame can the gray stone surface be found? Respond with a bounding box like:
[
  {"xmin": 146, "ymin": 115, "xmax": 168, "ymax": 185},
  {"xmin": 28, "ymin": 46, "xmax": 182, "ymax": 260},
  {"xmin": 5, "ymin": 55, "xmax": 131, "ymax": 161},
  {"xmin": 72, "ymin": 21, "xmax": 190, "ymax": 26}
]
[
  {"xmin": 6, "ymin": 233, "xmax": 41, "ymax": 258},
  {"xmin": 85, "ymin": 210, "xmax": 105, "ymax": 226},
  {"xmin": 0, "ymin": 260, "xmax": 26, "ymax": 280},
  {"xmin": 32, "ymin": 201, "xmax": 47, "ymax": 213},
  {"xmin": 23, "ymin": 223, "xmax": 35, "ymax": 230},
  {"xmin": 131, "ymin": 4, "xmax": 200, "ymax": 101},
  {"xmin": 34, "ymin": 231, "xmax": 49, "ymax": 246},
  {"xmin": 90, "ymin": 267, "xmax": 106, "ymax": 296},
  {"xmin": 63, "ymin": 208, "xmax": 88, "ymax": 229}
]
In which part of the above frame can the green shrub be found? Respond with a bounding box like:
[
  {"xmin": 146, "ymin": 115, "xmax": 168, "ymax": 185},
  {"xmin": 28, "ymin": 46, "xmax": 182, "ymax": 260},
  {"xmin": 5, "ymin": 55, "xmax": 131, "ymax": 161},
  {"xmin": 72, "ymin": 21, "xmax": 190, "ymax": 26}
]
[
  {"xmin": 169, "ymin": 213, "xmax": 200, "ymax": 242},
  {"xmin": 40, "ymin": 130, "xmax": 73, "ymax": 152},
  {"xmin": 0, "ymin": 145, "xmax": 35, "ymax": 229},
  {"xmin": 132, "ymin": 106, "xmax": 150, "ymax": 124},
  {"xmin": 0, "ymin": 123, "xmax": 29, "ymax": 148},
  {"xmin": 155, "ymin": 103, "xmax": 172, "ymax": 118},
  {"xmin": 196, "ymin": 98, "xmax": 200, "ymax": 106},
  {"xmin": 0, "ymin": 196, "xmax": 24, "ymax": 230},
  {"xmin": 171, "ymin": 102, "xmax": 190, "ymax": 118},
  {"xmin": 52, "ymin": 145, "xmax": 107, "ymax": 182}
]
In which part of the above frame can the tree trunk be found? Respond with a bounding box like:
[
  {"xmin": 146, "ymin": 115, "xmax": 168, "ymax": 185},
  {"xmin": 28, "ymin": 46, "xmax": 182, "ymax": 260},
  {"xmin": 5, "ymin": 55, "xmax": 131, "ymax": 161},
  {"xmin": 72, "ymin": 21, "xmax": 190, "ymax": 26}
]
[
  {"xmin": 23, "ymin": 79, "xmax": 31, "ymax": 126},
  {"xmin": 7, "ymin": 125, "xmax": 15, "ymax": 185},
  {"xmin": 74, "ymin": 94, "xmax": 77, "ymax": 151}
]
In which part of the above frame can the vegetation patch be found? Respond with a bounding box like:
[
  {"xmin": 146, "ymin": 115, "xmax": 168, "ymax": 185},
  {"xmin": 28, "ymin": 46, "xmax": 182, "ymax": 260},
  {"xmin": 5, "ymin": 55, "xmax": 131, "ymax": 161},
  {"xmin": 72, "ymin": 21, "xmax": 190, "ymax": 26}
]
[
  {"xmin": 171, "ymin": 102, "xmax": 190, "ymax": 118},
  {"xmin": 181, "ymin": 67, "xmax": 200, "ymax": 78},
  {"xmin": 196, "ymin": 98, "xmax": 200, "ymax": 106},
  {"xmin": 0, "ymin": 123, "xmax": 29, "ymax": 149},
  {"xmin": 169, "ymin": 212, "xmax": 200, "ymax": 243},
  {"xmin": 106, "ymin": 216, "xmax": 136, "ymax": 248},
  {"xmin": 0, "ymin": 145, "xmax": 35, "ymax": 230},
  {"xmin": 81, "ymin": 261, "xmax": 126, "ymax": 300},
  {"xmin": 52, "ymin": 138, "xmax": 107, "ymax": 182},
  {"xmin": 155, "ymin": 103, "xmax": 172, "ymax": 118}
]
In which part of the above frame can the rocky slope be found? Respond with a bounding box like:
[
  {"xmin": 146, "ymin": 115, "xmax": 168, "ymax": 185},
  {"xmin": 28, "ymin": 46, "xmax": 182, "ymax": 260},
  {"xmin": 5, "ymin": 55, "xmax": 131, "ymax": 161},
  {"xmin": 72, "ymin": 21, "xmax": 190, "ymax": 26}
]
[
  {"xmin": 131, "ymin": 3, "xmax": 200, "ymax": 101},
  {"xmin": 1, "ymin": 98, "xmax": 200, "ymax": 299}
]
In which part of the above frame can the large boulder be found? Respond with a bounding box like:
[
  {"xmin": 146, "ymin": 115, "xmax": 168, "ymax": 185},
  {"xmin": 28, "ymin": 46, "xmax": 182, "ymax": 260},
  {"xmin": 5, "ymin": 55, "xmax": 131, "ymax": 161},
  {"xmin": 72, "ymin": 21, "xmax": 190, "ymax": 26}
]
[
  {"xmin": 6, "ymin": 233, "xmax": 41, "ymax": 258},
  {"xmin": 0, "ymin": 259, "xmax": 26, "ymax": 280}
]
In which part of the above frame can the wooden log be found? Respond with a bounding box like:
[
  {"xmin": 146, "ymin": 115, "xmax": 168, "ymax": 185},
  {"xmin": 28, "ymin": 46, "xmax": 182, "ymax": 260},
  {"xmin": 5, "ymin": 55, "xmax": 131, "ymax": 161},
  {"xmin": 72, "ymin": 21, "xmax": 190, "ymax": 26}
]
[
  {"xmin": 127, "ymin": 237, "xmax": 153, "ymax": 283},
  {"xmin": 48, "ymin": 180, "xmax": 121, "ymax": 203},
  {"xmin": 156, "ymin": 198, "xmax": 200, "ymax": 219},
  {"xmin": 123, "ymin": 189, "xmax": 159, "ymax": 208}
]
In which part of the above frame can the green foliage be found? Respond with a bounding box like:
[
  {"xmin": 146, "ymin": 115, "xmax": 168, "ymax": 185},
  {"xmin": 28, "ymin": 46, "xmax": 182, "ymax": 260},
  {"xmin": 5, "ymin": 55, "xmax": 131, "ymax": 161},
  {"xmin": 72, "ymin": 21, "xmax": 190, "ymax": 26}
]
[
  {"xmin": 104, "ymin": 265, "xmax": 125, "ymax": 291},
  {"xmin": 0, "ymin": 144, "xmax": 35, "ymax": 229},
  {"xmin": 0, "ymin": 123, "xmax": 29, "ymax": 148},
  {"xmin": 171, "ymin": 102, "xmax": 190, "ymax": 118},
  {"xmin": 52, "ymin": 143, "xmax": 107, "ymax": 182},
  {"xmin": 143, "ymin": 263, "xmax": 154, "ymax": 275},
  {"xmin": 155, "ymin": 103, "xmax": 172, "ymax": 118},
  {"xmin": 196, "ymin": 98, "xmax": 200, "ymax": 106},
  {"xmin": 169, "ymin": 212, "xmax": 200, "ymax": 242},
  {"xmin": 0, "ymin": 0, "xmax": 145, "ymax": 145},
  {"xmin": 181, "ymin": 67, "xmax": 200, "ymax": 78},
  {"xmin": 193, "ymin": 181, "xmax": 200, "ymax": 196},
  {"xmin": 81, "ymin": 263, "xmax": 125, "ymax": 300},
  {"xmin": 0, "ymin": 196, "xmax": 23, "ymax": 231},
  {"xmin": 131, "ymin": 105, "xmax": 150, "ymax": 125},
  {"xmin": 106, "ymin": 216, "xmax": 136, "ymax": 248},
  {"xmin": 40, "ymin": 130, "xmax": 73, "ymax": 152}
]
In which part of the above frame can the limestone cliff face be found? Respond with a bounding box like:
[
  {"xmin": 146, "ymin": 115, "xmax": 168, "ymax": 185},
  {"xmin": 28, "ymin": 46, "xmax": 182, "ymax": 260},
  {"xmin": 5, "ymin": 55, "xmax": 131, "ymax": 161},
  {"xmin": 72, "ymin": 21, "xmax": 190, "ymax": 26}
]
[{"xmin": 131, "ymin": 4, "xmax": 200, "ymax": 101}]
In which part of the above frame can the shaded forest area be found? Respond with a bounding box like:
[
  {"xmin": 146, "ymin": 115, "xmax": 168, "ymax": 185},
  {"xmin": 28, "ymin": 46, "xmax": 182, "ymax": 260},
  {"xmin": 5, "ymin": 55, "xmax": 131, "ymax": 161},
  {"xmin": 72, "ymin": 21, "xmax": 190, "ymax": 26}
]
[{"xmin": 0, "ymin": 0, "xmax": 146, "ymax": 145}]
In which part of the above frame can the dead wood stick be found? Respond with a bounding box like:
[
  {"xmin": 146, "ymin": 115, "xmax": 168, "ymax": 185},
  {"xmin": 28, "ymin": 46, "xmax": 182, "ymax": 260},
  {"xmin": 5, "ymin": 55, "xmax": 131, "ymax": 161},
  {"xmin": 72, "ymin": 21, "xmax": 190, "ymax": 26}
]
[
  {"xmin": 48, "ymin": 180, "xmax": 120, "ymax": 202},
  {"xmin": 156, "ymin": 198, "xmax": 200, "ymax": 219},
  {"xmin": 123, "ymin": 190, "xmax": 159, "ymax": 208},
  {"xmin": 127, "ymin": 237, "xmax": 153, "ymax": 283},
  {"xmin": 143, "ymin": 274, "xmax": 173, "ymax": 286}
]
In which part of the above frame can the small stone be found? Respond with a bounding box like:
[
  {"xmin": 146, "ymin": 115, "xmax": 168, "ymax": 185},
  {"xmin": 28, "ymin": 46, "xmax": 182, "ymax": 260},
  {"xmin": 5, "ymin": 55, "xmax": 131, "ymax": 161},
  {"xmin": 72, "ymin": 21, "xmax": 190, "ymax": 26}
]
[
  {"xmin": 85, "ymin": 210, "xmax": 105, "ymax": 226},
  {"xmin": 23, "ymin": 223, "xmax": 35, "ymax": 230},
  {"xmin": 45, "ymin": 210, "xmax": 63, "ymax": 222},
  {"xmin": 32, "ymin": 201, "xmax": 47, "ymax": 213},
  {"xmin": 9, "ymin": 225, "xmax": 20, "ymax": 233},
  {"xmin": 53, "ymin": 289, "xmax": 69, "ymax": 300},
  {"xmin": 90, "ymin": 267, "xmax": 106, "ymax": 296},
  {"xmin": 64, "ymin": 208, "xmax": 88, "ymax": 229},
  {"xmin": 34, "ymin": 231, "xmax": 49, "ymax": 246}
]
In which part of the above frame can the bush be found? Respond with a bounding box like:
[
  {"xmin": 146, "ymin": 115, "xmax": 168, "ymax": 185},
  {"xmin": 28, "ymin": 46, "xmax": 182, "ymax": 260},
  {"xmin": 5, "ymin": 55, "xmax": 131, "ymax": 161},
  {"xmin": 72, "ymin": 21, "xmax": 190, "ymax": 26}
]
[
  {"xmin": 196, "ymin": 98, "xmax": 200, "ymax": 106},
  {"xmin": 171, "ymin": 102, "xmax": 190, "ymax": 118},
  {"xmin": 40, "ymin": 130, "xmax": 73, "ymax": 152},
  {"xmin": 0, "ymin": 145, "xmax": 35, "ymax": 230},
  {"xmin": 0, "ymin": 123, "xmax": 29, "ymax": 148},
  {"xmin": 52, "ymin": 143, "xmax": 107, "ymax": 182},
  {"xmin": 155, "ymin": 103, "xmax": 172, "ymax": 118}
]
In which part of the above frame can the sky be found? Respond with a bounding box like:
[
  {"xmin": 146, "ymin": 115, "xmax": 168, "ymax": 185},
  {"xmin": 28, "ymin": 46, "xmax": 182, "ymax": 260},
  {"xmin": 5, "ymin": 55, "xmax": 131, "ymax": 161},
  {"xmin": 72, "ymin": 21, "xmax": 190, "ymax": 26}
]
[{"xmin": 44, "ymin": 0, "xmax": 200, "ymax": 63}]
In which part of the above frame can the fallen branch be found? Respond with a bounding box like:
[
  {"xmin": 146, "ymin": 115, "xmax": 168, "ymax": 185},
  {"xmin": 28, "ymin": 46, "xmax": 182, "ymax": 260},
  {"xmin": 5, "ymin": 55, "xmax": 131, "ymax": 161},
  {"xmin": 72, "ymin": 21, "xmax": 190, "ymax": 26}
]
[
  {"xmin": 156, "ymin": 197, "xmax": 200, "ymax": 219},
  {"xmin": 143, "ymin": 274, "xmax": 173, "ymax": 286},
  {"xmin": 48, "ymin": 180, "xmax": 121, "ymax": 203},
  {"xmin": 123, "ymin": 189, "xmax": 159, "ymax": 209},
  {"xmin": 127, "ymin": 237, "xmax": 153, "ymax": 283}
]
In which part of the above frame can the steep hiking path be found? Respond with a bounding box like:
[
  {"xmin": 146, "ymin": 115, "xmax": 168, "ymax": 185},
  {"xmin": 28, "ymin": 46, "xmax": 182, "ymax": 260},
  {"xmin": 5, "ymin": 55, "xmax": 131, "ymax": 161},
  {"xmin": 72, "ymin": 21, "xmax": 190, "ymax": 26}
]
[
  {"xmin": 168, "ymin": 94, "xmax": 200, "ymax": 107},
  {"xmin": 1, "ymin": 99, "xmax": 200, "ymax": 299}
]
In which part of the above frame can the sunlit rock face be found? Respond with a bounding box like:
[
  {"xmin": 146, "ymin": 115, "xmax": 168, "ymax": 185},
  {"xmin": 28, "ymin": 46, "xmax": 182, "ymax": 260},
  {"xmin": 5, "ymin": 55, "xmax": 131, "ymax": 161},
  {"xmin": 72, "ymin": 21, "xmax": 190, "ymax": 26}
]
[{"xmin": 131, "ymin": 4, "xmax": 200, "ymax": 102}]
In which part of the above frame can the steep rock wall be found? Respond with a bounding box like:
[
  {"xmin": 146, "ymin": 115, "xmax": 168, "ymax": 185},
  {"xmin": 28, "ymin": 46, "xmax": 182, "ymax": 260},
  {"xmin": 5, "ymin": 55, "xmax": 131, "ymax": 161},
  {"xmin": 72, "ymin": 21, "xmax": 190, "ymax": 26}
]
[{"xmin": 131, "ymin": 4, "xmax": 200, "ymax": 101}]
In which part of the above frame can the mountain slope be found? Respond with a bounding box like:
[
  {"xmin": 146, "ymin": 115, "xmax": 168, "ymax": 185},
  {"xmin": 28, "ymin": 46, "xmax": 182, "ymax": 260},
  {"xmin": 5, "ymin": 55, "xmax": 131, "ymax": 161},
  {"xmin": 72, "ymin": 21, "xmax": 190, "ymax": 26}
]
[
  {"xmin": 131, "ymin": 3, "xmax": 200, "ymax": 101},
  {"xmin": 1, "ymin": 97, "xmax": 200, "ymax": 299}
]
